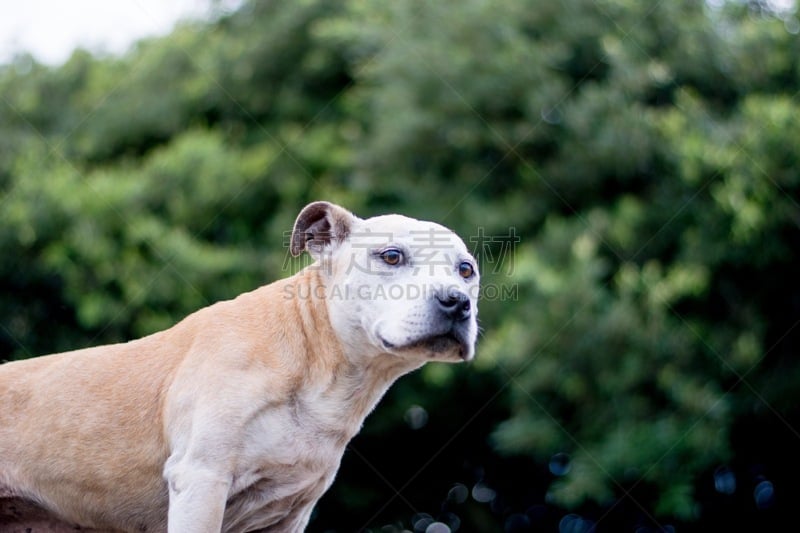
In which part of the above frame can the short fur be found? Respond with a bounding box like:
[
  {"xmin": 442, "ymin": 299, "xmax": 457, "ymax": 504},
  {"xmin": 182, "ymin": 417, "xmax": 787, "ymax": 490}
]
[{"xmin": 0, "ymin": 202, "xmax": 480, "ymax": 532}]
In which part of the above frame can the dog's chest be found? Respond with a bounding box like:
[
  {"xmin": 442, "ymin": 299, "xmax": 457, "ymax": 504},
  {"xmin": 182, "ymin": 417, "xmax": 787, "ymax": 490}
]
[
  {"xmin": 224, "ymin": 391, "xmax": 354, "ymax": 524},
  {"xmin": 250, "ymin": 370, "xmax": 377, "ymax": 465},
  {"xmin": 250, "ymin": 395, "xmax": 348, "ymax": 466}
]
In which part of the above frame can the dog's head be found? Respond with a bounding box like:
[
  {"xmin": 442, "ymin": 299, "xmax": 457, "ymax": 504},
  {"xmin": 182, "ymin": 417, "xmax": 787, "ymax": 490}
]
[{"xmin": 291, "ymin": 201, "xmax": 479, "ymax": 362}]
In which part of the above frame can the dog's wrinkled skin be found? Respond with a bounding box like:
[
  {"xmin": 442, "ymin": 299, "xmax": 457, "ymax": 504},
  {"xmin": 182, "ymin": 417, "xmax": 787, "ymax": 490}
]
[{"xmin": 0, "ymin": 202, "xmax": 479, "ymax": 532}]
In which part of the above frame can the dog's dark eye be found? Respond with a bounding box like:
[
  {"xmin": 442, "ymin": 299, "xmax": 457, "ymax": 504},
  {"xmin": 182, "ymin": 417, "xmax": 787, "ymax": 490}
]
[
  {"xmin": 380, "ymin": 249, "xmax": 403, "ymax": 266},
  {"xmin": 458, "ymin": 261, "xmax": 474, "ymax": 279}
]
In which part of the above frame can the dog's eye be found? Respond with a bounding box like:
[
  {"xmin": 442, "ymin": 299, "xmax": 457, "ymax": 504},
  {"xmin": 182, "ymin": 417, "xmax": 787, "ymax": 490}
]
[
  {"xmin": 380, "ymin": 249, "xmax": 403, "ymax": 266},
  {"xmin": 458, "ymin": 261, "xmax": 475, "ymax": 279}
]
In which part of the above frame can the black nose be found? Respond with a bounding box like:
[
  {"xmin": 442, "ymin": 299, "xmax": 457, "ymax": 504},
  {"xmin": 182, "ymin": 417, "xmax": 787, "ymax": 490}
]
[{"xmin": 436, "ymin": 290, "xmax": 471, "ymax": 322}]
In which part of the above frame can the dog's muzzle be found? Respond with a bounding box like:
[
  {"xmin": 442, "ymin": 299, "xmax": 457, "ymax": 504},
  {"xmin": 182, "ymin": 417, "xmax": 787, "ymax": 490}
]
[
  {"xmin": 420, "ymin": 289, "xmax": 475, "ymax": 359},
  {"xmin": 377, "ymin": 288, "xmax": 476, "ymax": 360},
  {"xmin": 435, "ymin": 290, "xmax": 471, "ymax": 323}
]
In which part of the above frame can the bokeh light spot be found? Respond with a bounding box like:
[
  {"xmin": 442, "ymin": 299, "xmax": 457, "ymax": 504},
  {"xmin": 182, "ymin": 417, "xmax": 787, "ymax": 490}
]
[
  {"xmin": 404, "ymin": 404, "xmax": 429, "ymax": 430},
  {"xmin": 471, "ymin": 481, "xmax": 497, "ymax": 503},
  {"xmin": 412, "ymin": 512, "xmax": 434, "ymax": 532},
  {"xmin": 425, "ymin": 522, "xmax": 451, "ymax": 533},
  {"xmin": 559, "ymin": 513, "xmax": 595, "ymax": 533},
  {"xmin": 446, "ymin": 483, "xmax": 469, "ymax": 504},
  {"xmin": 713, "ymin": 466, "xmax": 736, "ymax": 495},
  {"xmin": 549, "ymin": 452, "xmax": 572, "ymax": 476},
  {"xmin": 754, "ymin": 479, "xmax": 775, "ymax": 510}
]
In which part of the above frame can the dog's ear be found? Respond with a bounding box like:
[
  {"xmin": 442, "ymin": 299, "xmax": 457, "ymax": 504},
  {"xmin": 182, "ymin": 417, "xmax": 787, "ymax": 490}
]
[{"xmin": 290, "ymin": 201, "xmax": 356, "ymax": 257}]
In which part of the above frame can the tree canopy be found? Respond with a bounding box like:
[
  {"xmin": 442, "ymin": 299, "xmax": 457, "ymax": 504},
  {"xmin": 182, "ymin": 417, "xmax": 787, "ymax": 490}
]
[{"xmin": 2, "ymin": 1, "xmax": 799, "ymax": 531}]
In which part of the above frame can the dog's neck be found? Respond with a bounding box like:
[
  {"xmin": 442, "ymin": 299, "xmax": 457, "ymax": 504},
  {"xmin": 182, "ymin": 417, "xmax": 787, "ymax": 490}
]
[{"xmin": 281, "ymin": 267, "xmax": 423, "ymax": 440}]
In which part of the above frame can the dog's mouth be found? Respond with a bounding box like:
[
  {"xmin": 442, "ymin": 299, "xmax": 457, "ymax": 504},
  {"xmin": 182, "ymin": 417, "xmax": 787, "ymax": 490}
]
[{"xmin": 380, "ymin": 330, "xmax": 473, "ymax": 361}]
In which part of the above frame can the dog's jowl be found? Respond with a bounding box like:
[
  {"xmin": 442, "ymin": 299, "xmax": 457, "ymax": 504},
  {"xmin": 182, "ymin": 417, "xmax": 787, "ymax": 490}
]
[{"xmin": 0, "ymin": 201, "xmax": 480, "ymax": 533}]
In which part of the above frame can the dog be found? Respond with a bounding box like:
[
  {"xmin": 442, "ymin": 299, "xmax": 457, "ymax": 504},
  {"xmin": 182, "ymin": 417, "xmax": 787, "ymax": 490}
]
[{"xmin": 0, "ymin": 201, "xmax": 480, "ymax": 532}]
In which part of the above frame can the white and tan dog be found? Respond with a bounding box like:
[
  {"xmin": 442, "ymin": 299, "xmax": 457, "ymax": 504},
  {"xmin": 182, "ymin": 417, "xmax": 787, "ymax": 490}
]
[{"xmin": 0, "ymin": 201, "xmax": 480, "ymax": 532}]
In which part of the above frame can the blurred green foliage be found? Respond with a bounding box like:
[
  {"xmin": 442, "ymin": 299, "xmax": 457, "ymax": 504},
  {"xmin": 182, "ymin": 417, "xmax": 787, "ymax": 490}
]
[{"xmin": 2, "ymin": 0, "xmax": 799, "ymax": 531}]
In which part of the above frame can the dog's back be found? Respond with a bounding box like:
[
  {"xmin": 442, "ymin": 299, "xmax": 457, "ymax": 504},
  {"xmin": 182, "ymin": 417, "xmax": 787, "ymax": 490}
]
[{"xmin": 0, "ymin": 332, "xmax": 178, "ymax": 531}]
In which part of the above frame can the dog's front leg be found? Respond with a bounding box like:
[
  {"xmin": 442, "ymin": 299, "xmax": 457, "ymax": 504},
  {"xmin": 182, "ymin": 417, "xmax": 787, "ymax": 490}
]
[{"xmin": 165, "ymin": 459, "xmax": 230, "ymax": 533}]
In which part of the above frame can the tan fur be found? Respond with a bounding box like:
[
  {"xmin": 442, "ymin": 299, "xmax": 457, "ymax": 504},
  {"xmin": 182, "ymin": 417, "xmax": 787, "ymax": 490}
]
[{"xmin": 0, "ymin": 202, "xmax": 479, "ymax": 532}]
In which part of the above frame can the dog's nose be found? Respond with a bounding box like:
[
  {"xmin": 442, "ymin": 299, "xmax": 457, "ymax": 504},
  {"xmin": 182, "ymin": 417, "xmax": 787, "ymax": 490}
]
[{"xmin": 436, "ymin": 290, "xmax": 471, "ymax": 322}]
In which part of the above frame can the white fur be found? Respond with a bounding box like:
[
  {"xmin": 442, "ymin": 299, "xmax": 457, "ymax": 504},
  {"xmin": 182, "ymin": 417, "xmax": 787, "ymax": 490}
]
[
  {"xmin": 0, "ymin": 203, "xmax": 480, "ymax": 532},
  {"xmin": 327, "ymin": 214, "xmax": 479, "ymax": 361}
]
